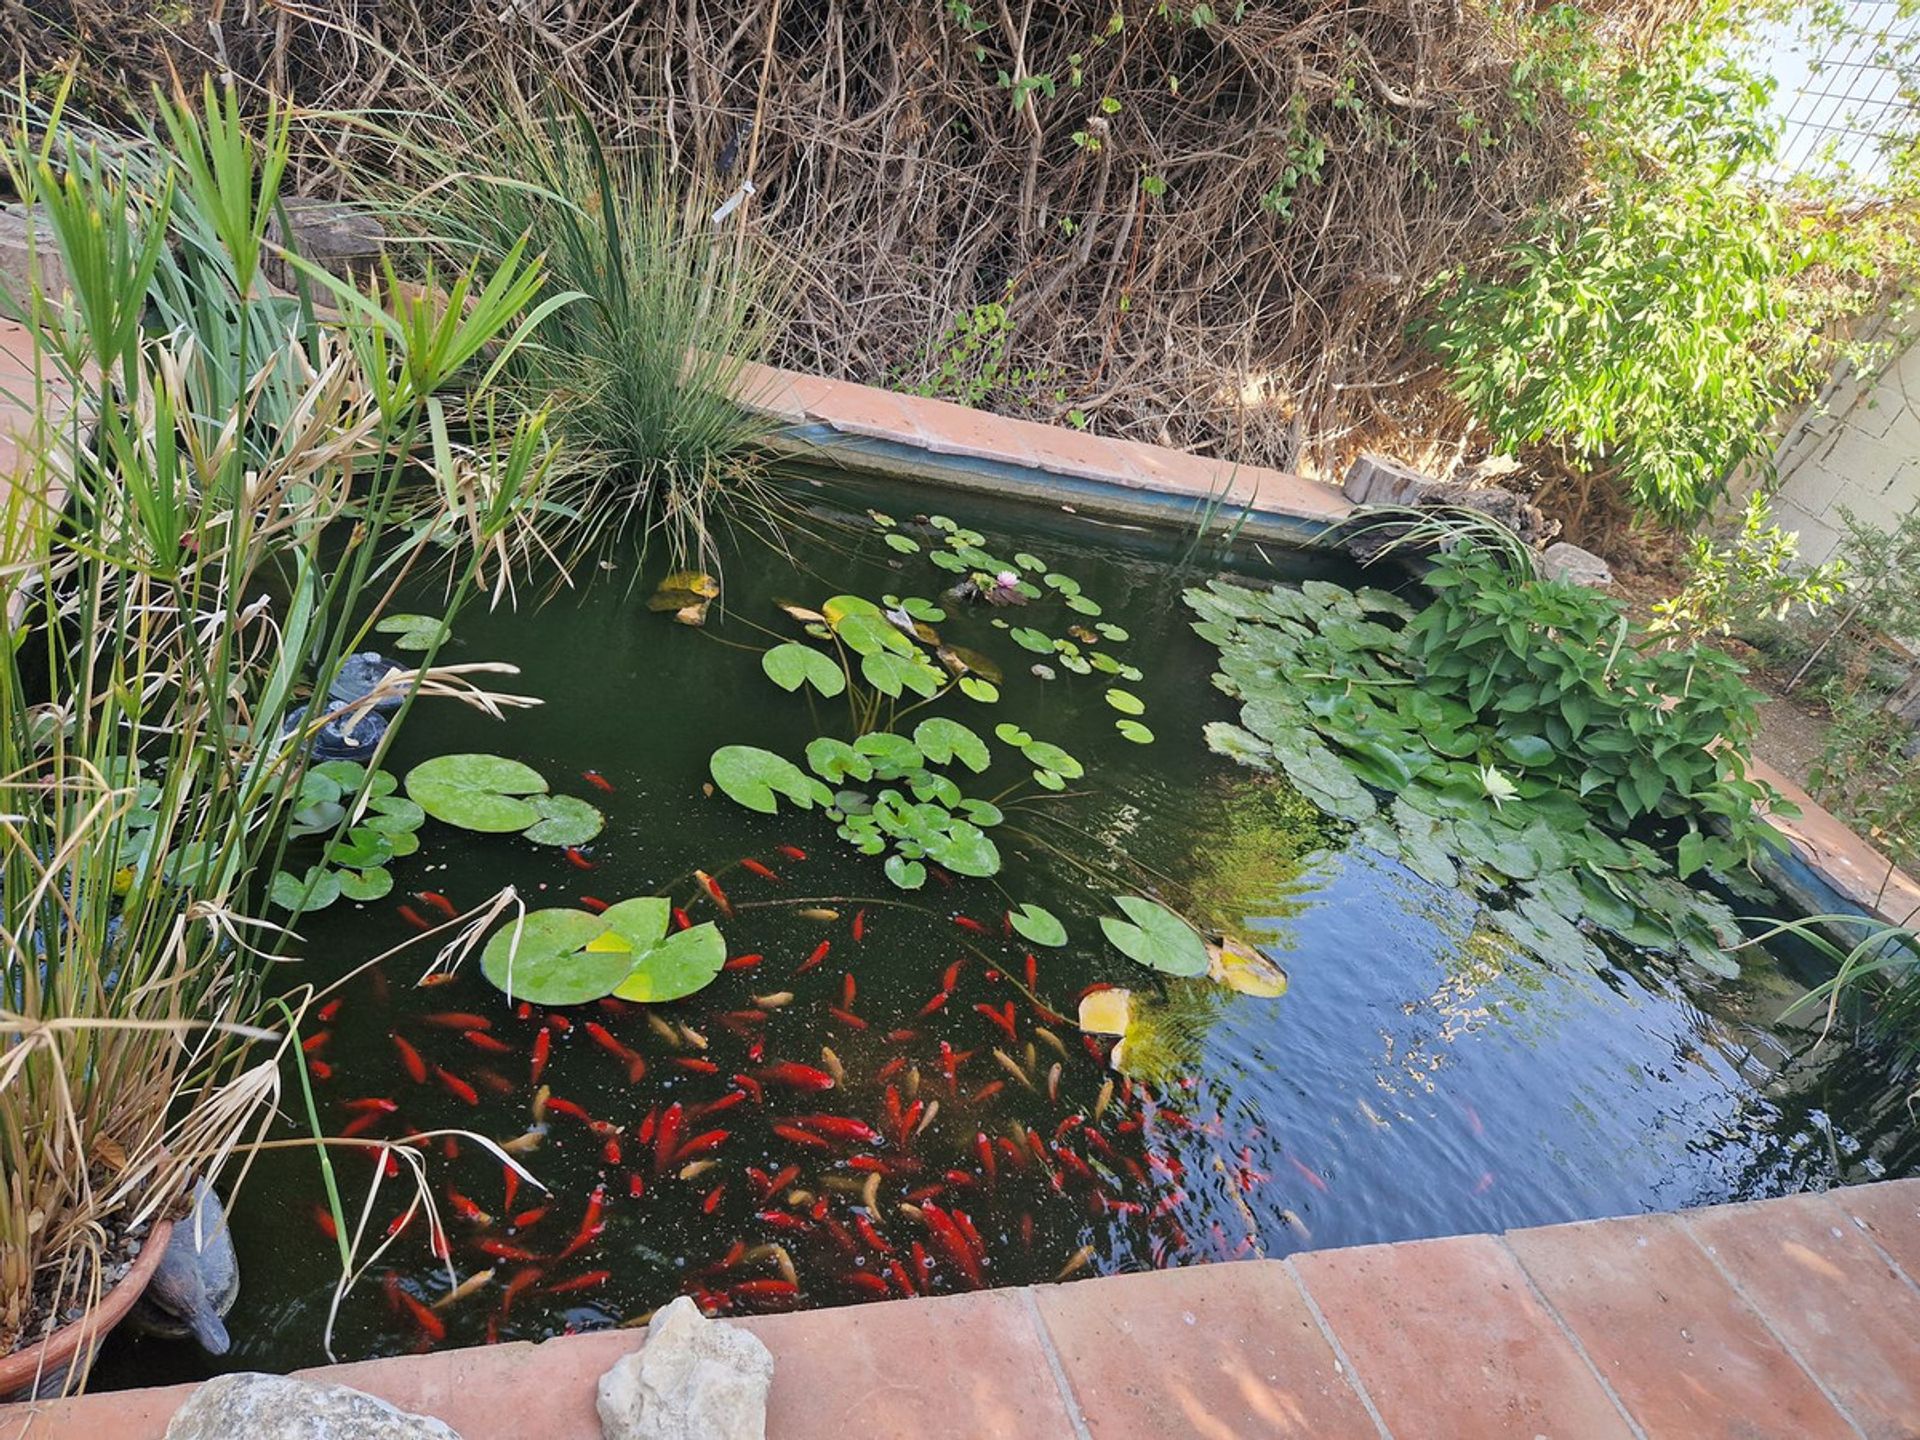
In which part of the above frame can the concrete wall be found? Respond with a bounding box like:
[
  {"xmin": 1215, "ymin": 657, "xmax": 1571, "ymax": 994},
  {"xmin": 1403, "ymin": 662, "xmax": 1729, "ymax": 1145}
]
[{"xmin": 1760, "ymin": 317, "xmax": 1920, "ymax": 563}]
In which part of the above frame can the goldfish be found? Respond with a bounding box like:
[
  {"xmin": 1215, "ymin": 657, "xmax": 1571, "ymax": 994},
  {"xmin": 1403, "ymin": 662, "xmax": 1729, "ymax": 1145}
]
[
  {"xmin": 739, "ymin": 858, "xmax": 780, "ymax": 883},
  {"xmin": 828, "ymin": 1007, "xmax": 868, "ymax": 1030},
  {"xmin": 1289, "ymin": 1156, "xmax": 1331, "ymax": 1193},
  {"xmin": 417, "ymin": 891, "xmax": 458, "ymax": 920},
  {"xmin": 392, "ymin": 1034, "xmax": 427, "ymax": 1084},
  {"xmin": 776, "ymin": 844, "xmax": 807, "ymax": 861},
  {"xmin": 796, "ymin": 940, "xmax": 831, "ymax": 974},
  {"xmin": 852, "ymin": 909, "xmax": 866, "ymax": 942},
  {"xmin": 547, "ymin": 1269, "xmax": 612, "ymax": 1294},
  {"xmin": 818, "ymin": 1047, "xmax": 845, "ymax": 1085},
  {"xmin": 398, "ymin": 1288, "xmax": 446, "ymax": 1341},
  {"xmin": 580, "ymin": 895, "xmax": 611, "ymax": 914},
  {"xmin": 751, "ymin": 991, "xmax": 794, "ymax": 1008},
  {"xmin": 583, "ymin": 770, "xmax": 616, "ymax": 793},
  {"xmin": 313, "ymin": 1205, "xmax": 338, "ymax": 1240},
  {"xmin": 317, "ymin": 998, "xmax": 344, "ymax": 1022},
  {"xmin": 556, "ymin": 1185, "xmax": 607, "ymax": 1259},
  {"xmin": 1055, "ymin": 1245, "xmax": 1095, "ymax": 1281},
  {"xmin": 564, "ymin": 847, "xmax": 596, "ymax": 870},
  {"xmin": 433, "ymin": 1268, "xmax": 496, "ymax": 1310},
  {"xmin": 919, "ymin": 990, "xmax": 952, "ymax": 1017},
  {"xmin": 397, "ymin": 904, "xmax": 431, "ymax": 932},
  {"xmin": 694, "ymin": 869, "xmax": 734, "ymax": 918},
  {"xmin": 723, "ymin": 953, "xmax": 764, "ymax": 970},
  {"xmin": 435, "ymin": 1067, "xmax": 479, "ymax": 1105},
  {"xmin": 952, "ymin": 914, "xmax": 988, "ymax": 935},
  {"xmin": 461, "ymin": 1030, "xmax": 513, "ymax": 1055},
  {"xmin": 530, "ymin": 1029, "xmax": 551, "ymax": 1085},
  {"xmin": 500, "ymin": 1266, "xmax": 544, "ymax": 1314},
  {"xmin": 796, "ymin": 908, "xmax": 840, "ymax": 921},
  {"xmin": 308, "ymin": 1060, "xmax": 334, "ymax": 1081},
  {"xmin": 757, "ymin": 1062, "xmax": 836, "ymax": 1091},
  {"xmin": 424, "ymin": 1012, "xmax": 492, "ymax": 1031}
]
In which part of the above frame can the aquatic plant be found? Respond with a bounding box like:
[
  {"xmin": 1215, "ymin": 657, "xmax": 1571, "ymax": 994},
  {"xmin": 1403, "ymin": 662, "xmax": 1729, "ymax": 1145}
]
[
  {"xmin": 479, "ymin": 900, "xmax": 728, "ymax": 1006},
  {"xmin": 397, "ymin": 91, "xmax": 784, "ymax": 571},
  {"xmin": 404, "ymin": 754, "xmax": 604, "ymax": 847},
  {"xmin": 1189, "ymin": 543, "xmax": 1774, "ymax": 976},
  {"xmin": 0, "ymin": 80, "xmax": 567, "ymax": 1379}
]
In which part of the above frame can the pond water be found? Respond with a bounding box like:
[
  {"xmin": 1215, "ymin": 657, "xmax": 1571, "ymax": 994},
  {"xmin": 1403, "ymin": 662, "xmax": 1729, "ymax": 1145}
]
[{"xmin": 97, "ymin": 473, "xmax": 1917, "ymax": 1385}]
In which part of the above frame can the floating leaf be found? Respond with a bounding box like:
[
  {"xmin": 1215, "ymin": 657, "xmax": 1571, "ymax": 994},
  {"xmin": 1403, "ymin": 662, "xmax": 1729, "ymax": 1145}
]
[
  {"xmin": 522, "ymin": 794, "xmax": 605, "ymax": 847},
  {"xmin": 337, "ymin": 868, "xmax": 394, "ymax": 902},
  {"xmin": 1009, "ymin": 903, "xmax": 1067, "ymax": 947},
  {"xmin": 862, "ymin": 650, "xmax": 942, "ymax": 698},
  {"xmin": 660, "ymin": 570, "xmax": 720, "ymax": 598},
  {"xmin": 823, "ymin": 594, "xmax": 885, "ymax": 624},
  {"xmin": 374, "ymin": 612, "xmax": 450, "ymax": 652},
  {"xmin": 1100, "ymin": 896, "xmax": 1209, "ymax": 976},
  {"xmin": 709, "ymin": 746, "xmax": 832, "ymax": 814},
  {"xmin": 1022, "ymin": 740, "xmax": 1084, "ymax": 780},
  {"xmin": 1014, "ymin": 552, "xmax": 1046, "ymax": 571},
  {"xmin": 763, "ymin": 643, "xmax": 847, "ymax": 697},
  {"xmin": 957, "ymin": 677, "xmax": 1000, "ymax": 703},
  {"xmin": 884, "ymin": 854, "xmax": 927, "ymax": 890},
  {"xmin": 1115, "ymin": 720, "xmax": 1155, "ymax": 744},
  {"xmin": 1009, "ymin": 627, "xmax": 1054, "ymax": 654},
  {"xmin": 1104, "ymin": 688, "xmax": 1145, "ymax": 716},
  {"xmin": 884, "ymin": 533, "xmax": 921, "ymax": 555},
  {"xmin": 994, "ymin": 723, "xmax": 1034, "ymax": 747},
  {"xmin": 614, "ymin": 922, "xmax": 728, "ymax": 1002},
  {"xmin": 775, "ymin": 600, "xmax": 827, "ymax": 623},
  {"xmin": 913, "ymin": 718, "xmax": 990, "ymax": 772},
  {"xmin": 869, "ymin": 510, "xmax": 897, "ymax": 528},
  {"xmin": 1095, "ymin": 623, "xmax": 1130, "ymax": 642},
  {"xmin": 1065, "ymin": 595, "xmax": 1103, "ymax": 616},
  {"xmin": 1078, "ymin": 987, "xmax": 1133, "ymax": 1036},
  {"xmin": 806, "ymin": 737, "xmax": 873, "ymax": 783},
  {"xmin": 269, "ymin": 866, "xmax": 341, "ymax": 913},
  {"xmin": 1208, "ymin": 937, "xmax": 1288, "ymax": 997},
  {"xmin": 406, "ymin": 754, "xmax": 548, "ymax": 833},
  {"xmin": 480, "ymin": 908, "xmax": 628, "ymax": 1004},
  {"xmin": 1204, "ymin": 721, "xmax": 1272, "ymax": 769}
]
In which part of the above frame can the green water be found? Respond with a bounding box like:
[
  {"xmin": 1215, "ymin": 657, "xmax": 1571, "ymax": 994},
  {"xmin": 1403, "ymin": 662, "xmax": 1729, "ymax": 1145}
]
[{"xmin": 93, "ymin": 475, "xmax": 1915, "ymax": 1385}]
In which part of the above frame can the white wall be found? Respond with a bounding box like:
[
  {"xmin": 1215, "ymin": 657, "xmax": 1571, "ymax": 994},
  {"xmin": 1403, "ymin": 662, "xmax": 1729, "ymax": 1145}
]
[{"xmin": 1762, "ymin": 317, "xmax": 1920, "ymax": 564}]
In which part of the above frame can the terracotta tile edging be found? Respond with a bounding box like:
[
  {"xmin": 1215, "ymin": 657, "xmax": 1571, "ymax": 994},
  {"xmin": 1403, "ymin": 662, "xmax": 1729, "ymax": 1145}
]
[{"xmin": 1281, "ymin": 1255, "xmax": 1395, "ymax": 1439}]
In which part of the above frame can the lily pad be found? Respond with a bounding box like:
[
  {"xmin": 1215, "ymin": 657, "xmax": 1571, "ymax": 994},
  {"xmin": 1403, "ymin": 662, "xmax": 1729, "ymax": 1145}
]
[
  {"xmin": 1009, "ymin": 902, "xmax": 1067, "ymax": 947},
  {"xmin": 763, "ymin": 643, "xmax": 847, "ymax": 697},
  {"xmin": 269, "ymin": 865, "xmax": 341, "ymax": 913},
  {"xmin": 1022, "ymin": 740, "xmax": 1084, "ymax": 780},
  {"xmin": 1104, "ymin": 689, "xmax": 1145, "ymax": 716},
  {"xmin": 913, "ymin": 718, "xmax": 990, "ymax": 773},
  {"xmin": 481, "ymin": 908, "xmax": 629, "ymax": 1004},
  {"xmin": 1100, "ymin": 896, "xmax": 1209, "ymax": 977},
  {"xmin": 613, "ymin": 921, "xmax": 728, "ymax": 1002},
  {"xmin": 1204, "ymin": 721, "xmax": 1273, "ymax": 769},
  {"xmin": 884, "ymin": 854, "xmax": 927, "ymax": 889},
  {"xmin": 1009, "ymin": 627, "xmax": 1055, "ymax": 654},
  {"xmin": 406, "ymin": 754, "xmax": 548, "ymax": 833},
  {"xmin": 1115, "ymin": 720, "xmax": 1155, "ymax": 744},
  {"xmin": 337, "ymin": 868, "xmax": 394, "ymax": 902},
  {"xmin": 522, "ymin": 794, "xmax": 605, "ymax": 847},
  {"xmin": 1078, "ymin": 987, "xmax": 1133, "ymax": 1036},
  {"xmin": 883, "ymin": 533, "xmax": 921, "ymax": 555},
  {"xmin": 374, "ymin": 612, "xmax": 450, "ymax": 652},
  {"xmin": 957, "ymin": 677, "xmax": 1000, "ymax": 703},
  {"xmin": 710, "ymin": 746, "xmax": 833, "ymax": 814},
  {"xmin": 1208, "ymin": 937, "xmax": 1289, "ymax": 997}
]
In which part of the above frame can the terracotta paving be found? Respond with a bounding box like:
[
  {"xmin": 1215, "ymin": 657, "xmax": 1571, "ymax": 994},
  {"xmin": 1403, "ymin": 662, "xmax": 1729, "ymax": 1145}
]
[{"xmin": 8, "ymin": 1179, "xmax": 1918, "ymax": 1439}]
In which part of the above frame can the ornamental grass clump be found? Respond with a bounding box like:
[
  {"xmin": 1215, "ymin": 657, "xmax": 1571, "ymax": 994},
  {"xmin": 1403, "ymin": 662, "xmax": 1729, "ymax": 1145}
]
[{"xmin": 0, "ymin": 79, "xmax": 567, "ymax": 1385}]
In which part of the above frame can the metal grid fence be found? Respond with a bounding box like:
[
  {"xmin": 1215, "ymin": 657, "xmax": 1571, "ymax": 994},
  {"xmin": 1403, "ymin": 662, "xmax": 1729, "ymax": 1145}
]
[{"xmin": 1755, "ymin": 0, "xmax": 1920, "ymax": 190}]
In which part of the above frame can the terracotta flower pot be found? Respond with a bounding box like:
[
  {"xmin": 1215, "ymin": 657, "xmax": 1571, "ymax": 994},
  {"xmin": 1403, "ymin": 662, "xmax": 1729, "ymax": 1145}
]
[{"xmin": 0, "ymin": 1216, "xmax": 174, "ymax": 1399}]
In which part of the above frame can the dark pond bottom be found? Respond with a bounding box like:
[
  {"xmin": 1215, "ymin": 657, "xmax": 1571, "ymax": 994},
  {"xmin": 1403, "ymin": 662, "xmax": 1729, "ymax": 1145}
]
[{"xmin": 95, "ymin": 472, "xmax": 1917, "ymax": 1388}]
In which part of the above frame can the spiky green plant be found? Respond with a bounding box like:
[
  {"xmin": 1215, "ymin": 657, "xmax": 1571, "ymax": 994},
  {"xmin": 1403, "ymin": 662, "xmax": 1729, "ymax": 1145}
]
[{"xmin": 0, "ymin": 78, "xmax": 570, "ymax": 1384}]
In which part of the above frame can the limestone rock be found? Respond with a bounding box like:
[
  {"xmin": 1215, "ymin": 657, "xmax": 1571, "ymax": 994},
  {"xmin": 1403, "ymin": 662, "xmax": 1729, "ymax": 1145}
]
[
  {"xmin": 1538, "ymin": 541, "xmax": 1613, "ymax": 588},
  {"xmin": 164, "ymin": 1373, "xmax": 461, "ymax": 1440},
  {"xmin": 597, "ymin": 1296, "xmax": 774, "ymax": 1440}
]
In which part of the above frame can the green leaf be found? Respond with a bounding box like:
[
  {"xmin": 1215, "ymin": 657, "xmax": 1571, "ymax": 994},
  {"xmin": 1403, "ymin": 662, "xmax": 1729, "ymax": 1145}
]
[
  {"xmin": 806, "ymin": 736, "xmax": 873, "ymax": 783},
  {"xmin": 1095, "ymin": 623, "xmax": 1130, "ymax": 641},
  {"xmin": 338, "ymin": 868, "xmax": 394, "ymax": 902},
  {"xmin": 1204, "ymin": 721, "xmax": 1272, "ymax": 768},
  {"xmin": 928, "ymin": 818, "xmax": 1001, "ymax": 877},
  {"xmin": 1104, "ymin": 688, "xmax": 1145, "ymax": 715},
  {"xmin": 522, "ymin": 794, "xmax": 606, "ymax": 847},
  {"xmin": 362, "ymin": 793, "xmax": 425, "ymax": 834},
  {"xmin": 1100, "ymin": 896, "xmax": 1209, "ymax": 976},
  {"xmin": 1014, "ymin": 552, "xmax": 1045, "ymax": 571},
  {"xmin": 1065, "ymin": 594, "xmax": 1103, "ymax": 616},
  {"xmin": 836, "ymin": 612, "xmax": 914, "ymax": 658},
  {"xmin": 958, "ymin": 677, "xmax": 1000, "ymax": 703},
  {"xmin": 1500, "ymin": 734, "xmax": 1556, "ymax": 768},
  {"xmin": 710, "ymin": 746, "xmax": 833, "ymax": 814},
  {"xmin": 269, "ymin": 866, "xmax": 341, "ymax": 913},
  {"xmin": 614, "ymin": 922, "xmax": 728, "ymax": 1002},
  {"xmin": 854, "ymin": 731, "xmax": 922, "ymax": 774},
  {"xmin": 1675, "ymin": 829, "xmax": 1706, "ymax": 880},
  {"xmin": 405, "ymin": 753, "xmax": 548, "ymax": 833},
  {"xmin": 374, "ymin": 612, "xmax": 450, "ymax": 651},
  {"xmin": 763, "ymin": 642, "xmax": 847, "ymax": 697},
  {"xmin": 1009, "ymin": 902, "xmax": 1067, "ymax": 947},
  {"xmin": 600, "ymin": 897, "xmax": 672, "ymax": 952},
  {"xmin": 1022, "ymin": 740, "xmax": 1084, "ymax": 779},
  {"xmin": 994, "ymin": 722, "xmax": 1034, "ymax": 747},
  {"xmin": 862, "ymin": 651, "xmax": 943, "ymax": 698},
  {"xmin": 482, "ymin": 908, "xmax": 632, "ymax": 1005},
  {"xmin": 913, "ymin": 718, "xmax": 991, "ymax": 772},
  {"xmin": 1115, "ymin": 719, "xmax": 1155, "ymax": 744},
  {"xmin": 1009, "ymin": 626, "xmax": 1055, "ymax": 654},
  {"xmin": 884, "ymin": 533, "xmax": 922, "ymax": 554},
  {"xmin": 884, "ymin": 854, "xmax": 927, "ymax": 889}
]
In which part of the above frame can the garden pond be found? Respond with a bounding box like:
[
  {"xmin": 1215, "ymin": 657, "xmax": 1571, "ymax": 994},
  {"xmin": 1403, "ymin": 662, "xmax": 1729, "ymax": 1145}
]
[{"xmin": 96, "ymin": 473, "xmax": 1919, "ymax": 1384}]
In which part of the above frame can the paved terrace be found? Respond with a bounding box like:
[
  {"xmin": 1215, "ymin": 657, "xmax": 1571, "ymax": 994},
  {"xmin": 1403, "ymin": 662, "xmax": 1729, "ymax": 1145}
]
[{"xmin": 7, "ymin": 1181, "xmax": 1920, "ymax": 1439}]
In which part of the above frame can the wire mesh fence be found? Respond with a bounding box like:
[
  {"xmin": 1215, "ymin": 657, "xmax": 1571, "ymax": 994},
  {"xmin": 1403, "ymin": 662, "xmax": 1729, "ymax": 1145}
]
[{"xmin": 1753, "ymin": 0, "xmax": 1920, "ymax": 190}]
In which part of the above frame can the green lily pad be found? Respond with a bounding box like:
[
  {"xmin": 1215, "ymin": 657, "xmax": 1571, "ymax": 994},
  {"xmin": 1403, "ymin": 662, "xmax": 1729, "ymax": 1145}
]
[
  {"xmin": 481, "ymin": 908, "xmax": 631, "ymax": 1005},
  {"xmin": 1115, "ymin": 719, "xmax": 1155, "ymax": 744},
  {"xmin": 1022, "ymin": 740, "xmax": 1084, "ymax": 780},
  {"xmin": 884, "ymin": 533, "xmax": 921, "ymax": 554},
  {"xmin": 406, "ymin": 753, "xmax": 548, "ymax": 833},
  {"xmin": 884, "ymin": 854, "xmax": 927, "ymax": 889},
  {"xmin": 928, "ymin": 819, "xmax": 1001, "ymax": 877},
  {"xmin": 1009, "ymin": 902, "xmax": 1067, "ymax": 947},
  {"xmin": 913, "ymin": 718, "xmax": 990, "ymax": 773},
  {"xmin": 710, "ymin": 746, "xmax": 833, "ymax": 814},
  {"xmin": 1104, "ymin": 688, "xmax": 1145, "ymax": 716},
  {"xmin": 994, "ymin": 723, "xmax": 1035, "ymax": 747},
  {"xmin": 361, "ymin": 793, "xmax": 426, "ymax": 835},
  {"xmin": 1204, "ymin": 721, "xmax": 1272, "ymax": 769},
  {"xmin": 957, "ymin": 677, "xmax": 1000, "ymax": 703},
  {"xmin": 806, "ymin": 737, "xmax": 873, "ymax": 783},
  {"xmin": 374, "ymin": 612, "xmax": 450, "ymax": 652},
  {"xmin": 763, "ymin": 643, "xmax": 847, "ymax": 697},
  {"xmin": 613, "ymin": 921, "xmax": 728, "ymax": 1002},
  {"xmin": 1100, "ymin": 896, "xmax": 1209, "ymax": 977},
  {"xmin": 269, "ymin": 865, "xmax": 341, "ymax": 914},
  {"xmin": 522, "ymin": 794, "xmax": 605, "ymax": 847},
  {"xmin": 338, "ymin": 868, "xmax": 394, "ymax": 902},
  {"xmin": 862, "ymin": 650, "xmax": 942, "ymax": 698},
  {"xmin": 1009, "ymin": 627, "xmax": 1055, "ymax": 654}
]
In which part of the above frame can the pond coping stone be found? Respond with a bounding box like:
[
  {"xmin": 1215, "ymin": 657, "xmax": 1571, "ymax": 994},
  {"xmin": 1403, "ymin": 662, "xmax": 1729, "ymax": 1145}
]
[{"xmin": 7, "ymin": 1178, "xmax": 1918, "ymax": 1440}]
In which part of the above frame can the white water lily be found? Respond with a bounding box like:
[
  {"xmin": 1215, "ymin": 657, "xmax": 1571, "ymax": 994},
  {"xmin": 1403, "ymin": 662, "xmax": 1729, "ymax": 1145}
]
[{"xmin": 1479, "ymin": 763, "xmax": 1519, "ymax": 807}]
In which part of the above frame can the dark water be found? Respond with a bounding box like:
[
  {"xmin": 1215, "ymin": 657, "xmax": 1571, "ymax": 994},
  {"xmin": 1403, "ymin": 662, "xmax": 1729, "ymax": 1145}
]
[{"xmin": 97, "ymin": 474, "xmax": 1916, "ymax": 1386}]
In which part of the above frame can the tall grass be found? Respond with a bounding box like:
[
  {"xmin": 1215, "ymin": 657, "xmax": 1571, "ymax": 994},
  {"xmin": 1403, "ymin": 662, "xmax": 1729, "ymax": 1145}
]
[
  {"xmin": 395, "ymin": 95, "xmax": 786, "ymax": 571},
  {"xmin": 0, "ymin": 79, "xmax": 567, "ymax": 1385}
]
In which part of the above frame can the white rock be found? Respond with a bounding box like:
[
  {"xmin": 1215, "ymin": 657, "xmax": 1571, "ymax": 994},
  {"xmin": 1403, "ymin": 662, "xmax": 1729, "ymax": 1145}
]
[
  {"xmin": 164, "ymin": 1372, "xmax": 461, "ymax": 1440},
  {"xmin": 597, "ymin": 1296, "xmax": 774, "ymax": 1440}
]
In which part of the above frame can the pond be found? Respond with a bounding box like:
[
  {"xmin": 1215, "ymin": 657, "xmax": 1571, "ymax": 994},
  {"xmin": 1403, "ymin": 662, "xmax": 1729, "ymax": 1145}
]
[{"xmin": 97, "ymin": 471, "xmax": 1917, "ymax": 1385}]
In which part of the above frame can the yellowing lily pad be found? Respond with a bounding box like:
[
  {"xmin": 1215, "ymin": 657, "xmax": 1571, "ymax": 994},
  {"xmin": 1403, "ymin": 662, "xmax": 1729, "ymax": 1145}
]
[
  {"xmin": 1208, "ymin": 937, "xmax": 1289, "ymax": 997},
  {"xmin": 1078, "ymin": 987, "xmax": 1133, "ymax": 1036}
]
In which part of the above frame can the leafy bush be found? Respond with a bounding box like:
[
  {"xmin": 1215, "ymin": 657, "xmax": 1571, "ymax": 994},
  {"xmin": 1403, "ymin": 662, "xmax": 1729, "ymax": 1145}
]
[
  {"xmin": 1421, "ymin": 11, "xmax": 1897, "ymax": 519},
  {"xmin": 1651, "ymin": 494, "xmax": 1846, "ymax": 644}
]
